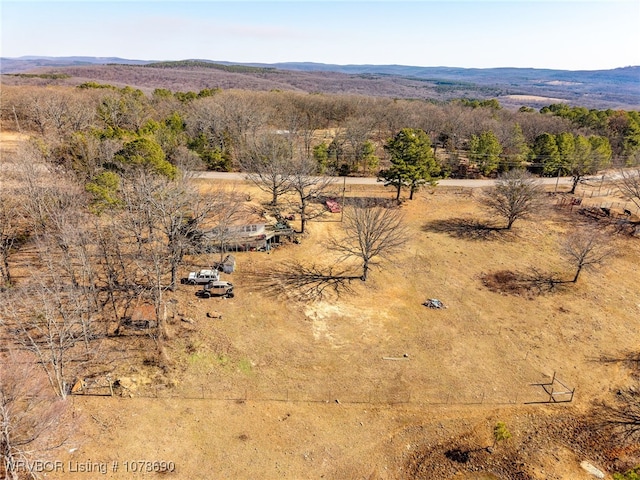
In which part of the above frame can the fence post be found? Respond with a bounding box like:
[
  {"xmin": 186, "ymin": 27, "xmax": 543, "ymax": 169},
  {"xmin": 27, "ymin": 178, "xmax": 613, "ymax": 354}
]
[{"xmin": 598, "ymin": 174, "xmax": 604, "ymax": 195}]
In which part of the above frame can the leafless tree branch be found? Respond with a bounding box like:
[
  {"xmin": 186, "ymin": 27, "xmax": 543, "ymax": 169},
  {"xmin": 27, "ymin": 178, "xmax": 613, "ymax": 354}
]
[
  {"xmin": 481, "ymin": 169, "xmax": 544, "ymax": 230},
  {"xmin": 330, "ymin": 200, "xmax": 408, "ymax": 281},
  {"xmin": 561, "ymin": 228, "xmax": 614, "ymax": 283},
  {"xmin": 617, "ymin": 168, "xmax": 640, "ymax": 210},
  {"xmin": 0, "ymin": 350, "xmax": 69, "ymax": 479}
]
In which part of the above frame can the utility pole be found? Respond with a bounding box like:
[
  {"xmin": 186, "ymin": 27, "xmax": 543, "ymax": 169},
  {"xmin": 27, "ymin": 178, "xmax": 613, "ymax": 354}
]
[{"xmin": 340, "ymin": 175, "xmax": 346, "ymax": 222}]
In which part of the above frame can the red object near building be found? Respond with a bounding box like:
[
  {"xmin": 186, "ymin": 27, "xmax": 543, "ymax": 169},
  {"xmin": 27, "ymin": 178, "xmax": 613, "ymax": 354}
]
[{"xmin": 325, "ymin": 198, "xmax": 341, "ymax": 213}]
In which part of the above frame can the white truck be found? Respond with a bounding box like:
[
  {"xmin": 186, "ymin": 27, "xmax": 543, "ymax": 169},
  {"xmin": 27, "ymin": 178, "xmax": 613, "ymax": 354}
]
[{"xmin": 181, "ymin": 269, "xmax": 220, "ymax": 285}]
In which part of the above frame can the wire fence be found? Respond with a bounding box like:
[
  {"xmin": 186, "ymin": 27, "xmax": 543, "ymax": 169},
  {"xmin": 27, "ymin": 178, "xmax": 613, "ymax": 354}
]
[
  {"xmin": 553, "ymin": 181, "xmax": 640, "ymax": 217},
  {"xmin": 75, "ymin": 377, "xmax": 561, "ymax": 406}
]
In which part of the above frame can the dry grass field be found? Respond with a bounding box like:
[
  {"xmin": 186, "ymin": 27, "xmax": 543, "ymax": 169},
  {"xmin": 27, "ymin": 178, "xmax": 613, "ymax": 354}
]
[
  {"xmin": 63, "ymin": 185, "xmax": 640, "ymax": 479},
  {"xmin": 2, "ymin": 131, "xmax": 639, "ymax": 479}
]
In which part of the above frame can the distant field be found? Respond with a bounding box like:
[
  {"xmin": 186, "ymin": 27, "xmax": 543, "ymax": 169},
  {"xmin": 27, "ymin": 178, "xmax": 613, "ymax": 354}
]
[{"xmin": 502, "ymin": 94, "xmax": 567, "ymax": 104}]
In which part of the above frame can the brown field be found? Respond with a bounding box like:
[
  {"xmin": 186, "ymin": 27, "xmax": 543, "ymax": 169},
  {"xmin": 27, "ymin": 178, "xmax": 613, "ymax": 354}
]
[
  {"xmin": 63, "ymin": 187, "xmax": 640, "ymax": 479},
  {"xmin": 2, "ymin": 131, "xmax": 640, "ymax": 479}
]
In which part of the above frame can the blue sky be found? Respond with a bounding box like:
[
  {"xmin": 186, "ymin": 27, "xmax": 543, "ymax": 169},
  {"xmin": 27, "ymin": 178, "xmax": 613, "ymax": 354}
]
[{"xmin": 2, "ymin": 1, "xmax": 639, "ymax": 70}]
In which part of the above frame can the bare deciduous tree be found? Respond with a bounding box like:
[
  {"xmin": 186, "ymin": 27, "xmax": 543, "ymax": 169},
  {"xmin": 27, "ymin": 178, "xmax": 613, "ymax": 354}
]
[
  {"xmin": 288, "ymin": 156, "xmax": 337, "ymax": 234},
  {"xmin": 481, "ymin": 168, "xmax": 544, "ymax": 230},
  {"xmin": 240, "ymin": 133, "xmax": 294, "ymax": 206},
  {"xmin": 217, "ymin": 91, "xmax": 267, "ymax": 154},
  {"xmin": 331, "ymin": 201, "xmax": 408, "ymax": 281},
  {"xmin": 0, "ymin": 351, "xmax": 68, "ymax": 480},
  {"xmin": 144, "ymin": 176, "xmax": 218, "ymax": 290},
  {"xmin": 597, "ymin": 386, "xmax": 640, "ymax": 444},
  {"xmin": 206, "ymin": 189, "xmax": 247, "ymax": 261},
  {"xmin": 115, "ymin": 171, "xmax": 224, "ymax": 335},
  {"xmin": 92, "ymin": 216, "xmax": 138, "ymax": 333},
  {"xmin": 3, "ymin": 284, "xmax": 86, "ymax": 398},
  {"xmin": 172, "ymin": 145, "xmax": 205, "ymax": 174},
  {"xmin": 340, "ymin": 117, "xmax": 378, "ymax": 175},
  {"xmin": 618, "ymin": 167, "xmax": 640, "ymax": 210},
  {"xmin": 562, "ymin": 229, "xmax": 614, "ymax": 283},
  {"xmin": 270, "ymin": 92, "xmax": 329, "ymax": 159},
  {"xmin": 0, "ymin": 194, "xmax": 25, "ymax": 287}
]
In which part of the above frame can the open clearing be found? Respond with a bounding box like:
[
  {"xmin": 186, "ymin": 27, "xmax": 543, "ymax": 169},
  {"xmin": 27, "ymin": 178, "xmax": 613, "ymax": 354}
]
[
  {"xmin": 2, "ymin": 131, "xmax": 639, "ymax": 479},
  {"xmin": 66, "ymin": 184, "xmax": 640, "ymax": 479}
]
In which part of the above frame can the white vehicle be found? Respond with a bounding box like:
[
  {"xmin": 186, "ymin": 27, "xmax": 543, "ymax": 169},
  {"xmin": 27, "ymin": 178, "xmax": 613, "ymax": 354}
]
[{"xmin": 181, "ymin": 269, "xmax": 220, "ymax": 285}]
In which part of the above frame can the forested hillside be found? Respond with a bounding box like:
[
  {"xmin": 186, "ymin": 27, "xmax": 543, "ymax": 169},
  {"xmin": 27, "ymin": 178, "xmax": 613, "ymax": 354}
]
[
  {"xmin": 2, "ymin": 58, "xmax": 639, "ymax": 110},
  {"xmin": 1, "ymin": 80, "xmax": 639, "ymax": 183}
]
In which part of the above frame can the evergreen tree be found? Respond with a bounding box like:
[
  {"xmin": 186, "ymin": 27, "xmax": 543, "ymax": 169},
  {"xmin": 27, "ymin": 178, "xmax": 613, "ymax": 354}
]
[
  {"xmin": 114, "ymin": 137, "xmax": 177, "ymax": 179},
  {"xmin": 469, "ymin": 130, "xmax": 503, "ymax": 176},
  {"xmin": 379, "ymin": 128, "xmax": 440, "ymax": 200},
  {"xmin": 313, "ymin": 142, "xmax": 329, "ymax": 173},
  {"xmin": 500, "ymin": 123, "xmax": 528, "ymax": 171},
  {"xmin": 555, "ymin": 132, "xmax": 577, "ymax": 174},
  {"xmin": 531, "ymin": 133, "xmax": 560, "ymax": 175}
]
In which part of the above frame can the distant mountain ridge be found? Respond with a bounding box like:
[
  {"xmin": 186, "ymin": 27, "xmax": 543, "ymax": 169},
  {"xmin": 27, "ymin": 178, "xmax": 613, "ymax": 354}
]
[
  {"xmin": 1, "ymin": 56, "xmax": 152, "ymax": 70},
  {"xmin": 1, "ymin": 56, "xmax": 638, "ymax": 110}
]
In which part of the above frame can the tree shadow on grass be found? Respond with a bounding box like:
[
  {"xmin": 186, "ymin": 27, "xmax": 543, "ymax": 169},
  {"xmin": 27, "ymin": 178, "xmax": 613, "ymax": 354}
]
[
  {"xmin": 591, "ymin": 386, "xmax": 640, "ymax": 445},
  {"xmin": 481, "ymin": 268, "xmax": 566, "ymax": 297},
  {"xmin": 594, "ymin": 351, "xmax": 640, "ymax": 377},
  {"xmin": 422, "ymin": 218, "xmax": 505, "ymax": 241},
  {"xmin": 444, "ymin": 446, "xmax": 492, "ymax": 464},
  {"xmin": 444, "ymin": 448, "xmax": 472, "ymax": 463},
  {"xmin": 246, "ymin": 260, "xmax": 361, "ymax": 302}
]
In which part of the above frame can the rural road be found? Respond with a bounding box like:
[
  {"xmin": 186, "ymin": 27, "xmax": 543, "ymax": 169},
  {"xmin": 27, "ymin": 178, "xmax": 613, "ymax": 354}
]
[{"xmin": 195, "ymin": 171, "xmax": 579, "ymax": 188}]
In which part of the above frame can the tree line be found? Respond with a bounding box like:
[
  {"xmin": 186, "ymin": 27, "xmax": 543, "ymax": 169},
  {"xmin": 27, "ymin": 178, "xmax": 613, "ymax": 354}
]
[{"xmin": 2, "ymin": 84, "xmax": 639, "ymax": 180}]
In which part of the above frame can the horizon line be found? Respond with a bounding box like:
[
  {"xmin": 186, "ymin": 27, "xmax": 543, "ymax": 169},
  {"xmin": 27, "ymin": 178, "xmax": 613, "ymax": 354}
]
[{"xmin": 2, "ymin": 56, "xmax": 639, "ymax": 73}]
